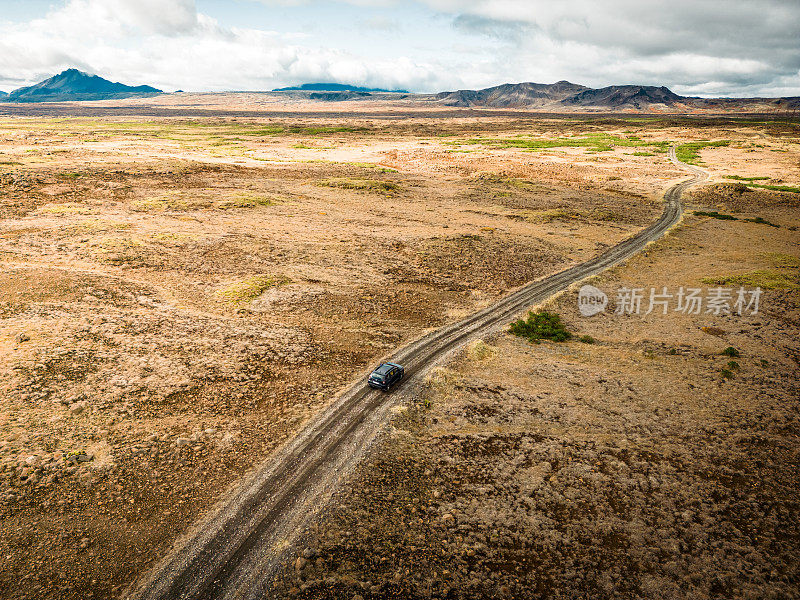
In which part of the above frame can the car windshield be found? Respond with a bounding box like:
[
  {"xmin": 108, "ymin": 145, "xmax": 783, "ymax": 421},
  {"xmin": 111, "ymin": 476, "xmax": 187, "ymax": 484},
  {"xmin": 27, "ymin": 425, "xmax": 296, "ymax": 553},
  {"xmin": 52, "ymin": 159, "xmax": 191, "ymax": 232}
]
[{"xmin": 374, "ymin": 364, "xmax": 393, "ymax": 375}]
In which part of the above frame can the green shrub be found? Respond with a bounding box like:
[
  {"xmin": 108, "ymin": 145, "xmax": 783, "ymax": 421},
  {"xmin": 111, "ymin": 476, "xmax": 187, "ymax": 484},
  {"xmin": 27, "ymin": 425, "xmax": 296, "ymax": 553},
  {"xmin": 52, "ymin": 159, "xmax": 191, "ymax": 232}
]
[
  {"xmin": 721, "ymin": 368, "xmax": 735, "ymax": 379},
  {"xmin": 726, "ymin": 360, "xmax": 740, "ymax": 371},
  {"xmin": 721, "ymin": 346, "xmax": 740, "ymax": 357},
  {"xmin": 578, "ymin": 335, "xmax": 596, "ymax": 344},
  {"xmin": 509, "ymin": 311, "xmax": 571, "ymax": 343}
]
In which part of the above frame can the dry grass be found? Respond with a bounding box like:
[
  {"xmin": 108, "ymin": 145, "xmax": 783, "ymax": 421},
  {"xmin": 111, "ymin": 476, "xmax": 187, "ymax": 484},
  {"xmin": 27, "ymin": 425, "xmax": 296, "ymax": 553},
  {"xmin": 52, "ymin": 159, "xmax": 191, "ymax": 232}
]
[
  {"xmin": 316, "ymin": 178, "xmax": 399, "ymax": 193},
  {"xmin": 215, "ymin": 275, "xmax": 290, "ymax": 304}
]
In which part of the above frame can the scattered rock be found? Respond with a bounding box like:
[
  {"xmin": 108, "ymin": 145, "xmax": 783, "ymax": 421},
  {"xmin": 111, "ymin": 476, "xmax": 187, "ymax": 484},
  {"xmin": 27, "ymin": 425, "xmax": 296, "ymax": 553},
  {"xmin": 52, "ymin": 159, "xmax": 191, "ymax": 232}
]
[{"xmin": 69, "ymin": 401, "xmax": 87, "ymax": 415}]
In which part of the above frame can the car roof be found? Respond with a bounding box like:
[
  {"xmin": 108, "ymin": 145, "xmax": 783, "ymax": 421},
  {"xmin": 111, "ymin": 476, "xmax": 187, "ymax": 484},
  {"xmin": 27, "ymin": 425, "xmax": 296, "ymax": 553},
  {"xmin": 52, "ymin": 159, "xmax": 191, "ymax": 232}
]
[{"xmin": 374, "ymin": 363, "xmax": 395, "ymax": 374}]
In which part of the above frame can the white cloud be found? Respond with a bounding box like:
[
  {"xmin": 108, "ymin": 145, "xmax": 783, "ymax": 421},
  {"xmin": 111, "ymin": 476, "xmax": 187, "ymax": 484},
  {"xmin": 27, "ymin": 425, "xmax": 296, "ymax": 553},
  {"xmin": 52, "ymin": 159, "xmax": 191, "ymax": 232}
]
[
  {"xmin": 0, "ymin": 0, "xmax": 798, "ymax": 96},
  {"xmin": 0, "ymin": 0, "xmax": 443, "ymax": 92}
]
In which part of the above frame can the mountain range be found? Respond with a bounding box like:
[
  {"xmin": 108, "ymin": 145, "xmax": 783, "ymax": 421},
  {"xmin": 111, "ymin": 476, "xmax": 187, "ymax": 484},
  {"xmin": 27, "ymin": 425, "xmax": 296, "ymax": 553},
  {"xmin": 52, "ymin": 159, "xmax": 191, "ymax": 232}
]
[
  {"xmin": 435, "ymin": 81, "xmax": 691, "ymax": 109},
  {"xmin": 2, "ymin": 70, "xmax": 797, "ymax": 111},
  {"xmin": 435, "ymin": 81, "xmax": 800, "ymax": 110},
  {"xmin": 273, "ymin": 83, "xmax": 409, "ymax": 93},
  {"xmin": 3, "ymin": 69, "xmax": 162, "ymax": 103}
]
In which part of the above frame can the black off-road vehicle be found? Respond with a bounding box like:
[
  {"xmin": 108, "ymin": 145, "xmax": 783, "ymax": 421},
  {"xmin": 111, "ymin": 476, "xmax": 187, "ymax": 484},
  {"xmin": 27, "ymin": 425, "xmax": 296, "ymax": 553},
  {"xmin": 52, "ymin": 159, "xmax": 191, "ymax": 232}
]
[{"xmin": 368, "ymin": 362, "xmax": 404, "ymax": 391}]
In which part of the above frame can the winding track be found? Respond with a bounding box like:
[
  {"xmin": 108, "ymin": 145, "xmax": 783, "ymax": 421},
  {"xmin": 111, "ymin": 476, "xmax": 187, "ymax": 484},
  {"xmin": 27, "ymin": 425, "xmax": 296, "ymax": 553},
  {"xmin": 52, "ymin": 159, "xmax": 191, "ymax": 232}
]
[{"xmin": 127, "ymin": 147, "xmax": 706, "ymax": 600}]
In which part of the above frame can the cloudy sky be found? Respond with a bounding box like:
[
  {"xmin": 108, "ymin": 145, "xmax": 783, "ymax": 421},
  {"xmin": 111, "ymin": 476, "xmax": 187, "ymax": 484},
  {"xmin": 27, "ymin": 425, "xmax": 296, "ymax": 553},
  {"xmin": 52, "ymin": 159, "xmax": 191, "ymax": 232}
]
[{"xmin": 1, "ymin": 0, "xmax": 798, "ymax": 96}]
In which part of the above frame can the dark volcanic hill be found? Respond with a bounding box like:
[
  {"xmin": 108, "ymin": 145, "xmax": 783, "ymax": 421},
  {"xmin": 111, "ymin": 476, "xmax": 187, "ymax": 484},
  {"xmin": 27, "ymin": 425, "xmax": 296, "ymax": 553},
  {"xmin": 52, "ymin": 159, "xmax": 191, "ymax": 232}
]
[
  {"xmin": 5, "ymin": 69, "xmax": 162, "ymax": 103},
  {"xmin": 273, "ymin": 82, "xmax": 409, "ymax": 93},
  {"xmin": 436, "ymin": 81, "xmax": 589, "ymax": 107},
  {"xmin": 562, "ymin": 85, "xmax": 687, "ymax": 108}
]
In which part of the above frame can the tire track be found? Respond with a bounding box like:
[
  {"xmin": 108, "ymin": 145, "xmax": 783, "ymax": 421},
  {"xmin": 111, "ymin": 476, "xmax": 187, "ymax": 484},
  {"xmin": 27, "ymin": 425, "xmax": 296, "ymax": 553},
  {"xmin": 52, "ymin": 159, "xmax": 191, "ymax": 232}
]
[{"xmin": 127, "ymin": 146, "xmax": 706, "ymax": 600}]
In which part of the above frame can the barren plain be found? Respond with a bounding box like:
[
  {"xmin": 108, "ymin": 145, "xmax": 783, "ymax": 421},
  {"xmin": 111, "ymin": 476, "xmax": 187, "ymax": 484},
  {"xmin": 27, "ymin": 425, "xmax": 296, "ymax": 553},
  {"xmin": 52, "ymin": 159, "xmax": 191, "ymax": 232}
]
[{"xmin": 0, "ymin": 94, "xmax": 798, "ymax": 599}]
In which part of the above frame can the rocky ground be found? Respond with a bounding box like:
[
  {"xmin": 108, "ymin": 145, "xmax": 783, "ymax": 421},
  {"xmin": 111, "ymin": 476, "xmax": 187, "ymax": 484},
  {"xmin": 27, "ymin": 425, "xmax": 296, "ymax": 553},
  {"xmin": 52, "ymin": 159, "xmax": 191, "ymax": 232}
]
[
  {"xmin": 272, "ymin": 171, "xmax": 800, "ymax": 599},
  {"xmin": 0, "ymin": 105, "xmax": 797, "ymax": 598}
]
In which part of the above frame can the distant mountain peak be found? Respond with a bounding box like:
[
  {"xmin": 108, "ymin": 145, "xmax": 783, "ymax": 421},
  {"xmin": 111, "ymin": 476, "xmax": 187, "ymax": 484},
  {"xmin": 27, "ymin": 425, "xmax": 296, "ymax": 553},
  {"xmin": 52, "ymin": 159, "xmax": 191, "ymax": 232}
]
[
  {"xmin": 4, "ymin": 68, "xmax": 162, "ymax": 103},
  {"xmin": 436, "ymin": 81, "xmax": 590, "ymax": 108}
]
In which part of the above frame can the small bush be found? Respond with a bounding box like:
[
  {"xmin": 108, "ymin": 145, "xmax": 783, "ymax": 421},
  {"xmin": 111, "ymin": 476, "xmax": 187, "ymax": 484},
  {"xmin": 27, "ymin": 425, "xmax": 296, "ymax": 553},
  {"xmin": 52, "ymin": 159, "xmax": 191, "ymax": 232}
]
[
  {"xmin": 721, "ymin": 368, "xmax": 735, "ymax": 379},
  {"xmin": 509, "ymin": 311, "xmax": 571, "ymax": 344},
  {"xmin": 578, "ymin": 335, "xmax": 596, "ymax": 344},
  {"xmin": 726, "ymin": 360, "xmax": 740, "ymax": 370},
  {"xmin": 721, "ymin": 346, "xmax": 740, "ymax": 357}
]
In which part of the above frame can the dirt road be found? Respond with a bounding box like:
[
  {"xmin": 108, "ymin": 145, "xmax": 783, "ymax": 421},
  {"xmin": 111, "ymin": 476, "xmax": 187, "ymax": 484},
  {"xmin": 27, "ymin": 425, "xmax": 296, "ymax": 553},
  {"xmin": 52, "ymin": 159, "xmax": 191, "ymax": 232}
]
[{"xmin": 126, "ymin": 147, "xmax": 706, "ymax": 600}]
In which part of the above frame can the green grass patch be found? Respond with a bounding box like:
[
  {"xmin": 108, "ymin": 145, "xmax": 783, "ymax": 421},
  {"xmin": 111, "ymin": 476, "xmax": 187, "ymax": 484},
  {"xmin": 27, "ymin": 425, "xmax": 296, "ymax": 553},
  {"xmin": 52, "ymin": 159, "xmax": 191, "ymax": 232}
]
[
  {"xmin": 764, "ymin": 253, "xmax": 800, "ymax": 269},
  {"xmin": 675, "ymin": 140, "xmax": 730, "ymax": 165},
  {"xmin": 316, "ymin": 178, "xmax": 398, "ymax": 193},
  {"xmin": 724, "ymin": 175, "xmax": 770, "ymax": 181},
  {"xmin": 747, "ymin": 183, "xmax": 800, "ymax": 194},
  {"xmin": 693, "ymin": 210, "xmax": 738, "ymax": 221},
  {"xmin": 292, "ymin": 143, "xmax": 336, "ymax": 150},
  {"xmin": 703, "ymin": 271, "xmax": 799, "ymax": 290},
  {"xmin": 216, "ymin": 275, "xmax": 290, "ymax": 304},
  {"xmin": 743, "ymin": 216, "xmax": 780, "ymax": 227},
  {"xmin": 509, "ymin": 311, "xmax": 571, "ymax": 343},
  {"xmin": 578, "ymin": 335, "xmax": 596, "ymax": 344},
  {"xmin": 451, "ymin": 133, "xmax": 670, "ymax": 154},
  {"xmin": 721, "ymin": 347, "xmax": 740, "ymax": 358}
]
